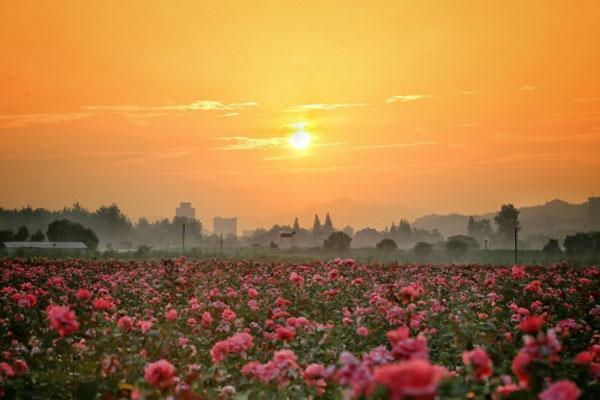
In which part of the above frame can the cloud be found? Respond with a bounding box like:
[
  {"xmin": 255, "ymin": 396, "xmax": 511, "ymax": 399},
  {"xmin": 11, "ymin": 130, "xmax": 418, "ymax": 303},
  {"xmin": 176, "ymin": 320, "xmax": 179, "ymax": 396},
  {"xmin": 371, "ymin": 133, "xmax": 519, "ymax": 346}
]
[
  {"xmin": 215, "ymin": 136, "xmax": 289, "ymax": 151},
  {"xmin": 0, "ymin": 100, "xmax": 257, "ymax": 128},
  {"xmin": 0, "ymin": 112, "xmax": 92, "ymax": 128},
  {"xmin": 216, "ymin": 135, "xmax": 347, "ymax": 153},
  {"xmin": 83, "ymin": 100, "xmax": 258, "ymax": 112},
  {"xmin": 571, "ymin": 97, "xmax": 600, "ymax": 103},
  {"xmin": 352, "ymin": 141, "xmax": 437, "ymax": 150},
  {"xmin": 555, "ymin": 111, "xmax": 600, "ymax": 116},
  {"xmin": 287, "ymin": 102, "xmax": 370, "ymax": 112},
  {"xmin": 385, "ymin": 94, "xmax": 434, "ymax": 103},
  {"xmin": 520, "ymin": 85, "xmax": 536, "ymax": 91}
]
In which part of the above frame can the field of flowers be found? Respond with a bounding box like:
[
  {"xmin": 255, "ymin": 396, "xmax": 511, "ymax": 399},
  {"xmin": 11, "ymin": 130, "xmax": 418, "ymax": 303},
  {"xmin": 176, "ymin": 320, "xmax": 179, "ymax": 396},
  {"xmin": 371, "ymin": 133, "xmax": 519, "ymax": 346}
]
[{"xmin": 1, "ymin": 258, "xmax": 599, "ymax": 399}]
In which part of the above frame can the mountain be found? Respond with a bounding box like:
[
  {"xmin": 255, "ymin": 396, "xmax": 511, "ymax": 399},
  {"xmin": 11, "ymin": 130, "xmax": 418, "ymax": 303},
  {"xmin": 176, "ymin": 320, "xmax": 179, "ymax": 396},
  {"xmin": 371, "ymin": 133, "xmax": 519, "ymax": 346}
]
[
  {"xmin": 411, "ymin": 213, "xmax": 471, "ymax": 238},
  {"xmin": 261, "ymin": 198, "xmax": 422, "ymax": 231},
  {"xmin": 412, "ymin": 199, "xmax": 589, "ymax": 238}
]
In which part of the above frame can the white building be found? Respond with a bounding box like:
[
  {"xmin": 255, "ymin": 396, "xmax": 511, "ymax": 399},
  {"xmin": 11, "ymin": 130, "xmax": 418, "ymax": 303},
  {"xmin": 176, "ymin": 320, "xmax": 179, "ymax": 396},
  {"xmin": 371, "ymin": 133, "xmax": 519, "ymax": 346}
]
[
  {"xmin": 175, "ymin": 202, "xmax": 196, "ymax": 220},
  {"xmin": 213, "ymin": 217, "xmax": 237, "ymax": 237},
  {"xmin": 4, "ymin": 242, "xmax": 88, "ymax": 251}
]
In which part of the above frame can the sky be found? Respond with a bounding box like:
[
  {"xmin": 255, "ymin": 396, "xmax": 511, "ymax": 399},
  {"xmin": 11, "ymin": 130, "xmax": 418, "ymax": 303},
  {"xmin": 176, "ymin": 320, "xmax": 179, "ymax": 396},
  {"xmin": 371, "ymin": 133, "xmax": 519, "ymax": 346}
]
[{"xmin": 1, "ymin": 1, "xmax": 600, "ymax": 230}]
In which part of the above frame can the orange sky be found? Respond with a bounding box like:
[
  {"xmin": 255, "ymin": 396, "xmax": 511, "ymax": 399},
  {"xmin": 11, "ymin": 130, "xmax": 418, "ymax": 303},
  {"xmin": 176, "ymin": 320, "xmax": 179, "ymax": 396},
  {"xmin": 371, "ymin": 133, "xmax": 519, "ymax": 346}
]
[{"xmin": 1, "ymin": 1, "xmax": 600, "ymax": 229}]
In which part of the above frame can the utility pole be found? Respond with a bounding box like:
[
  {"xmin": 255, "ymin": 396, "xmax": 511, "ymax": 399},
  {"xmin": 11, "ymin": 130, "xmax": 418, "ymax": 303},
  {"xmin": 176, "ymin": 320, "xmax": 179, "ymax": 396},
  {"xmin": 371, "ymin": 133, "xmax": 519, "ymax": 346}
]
[
  {"xmin": 514, "ymin": 226, "xmax": 518, "ymax": 264},
  {"xmin": 182, "ymin": 223, "xmax": 186, "ymax": 253},
  {"xmin": 220, "ymin": 233, "xmax": 223, "ymax": 254}
]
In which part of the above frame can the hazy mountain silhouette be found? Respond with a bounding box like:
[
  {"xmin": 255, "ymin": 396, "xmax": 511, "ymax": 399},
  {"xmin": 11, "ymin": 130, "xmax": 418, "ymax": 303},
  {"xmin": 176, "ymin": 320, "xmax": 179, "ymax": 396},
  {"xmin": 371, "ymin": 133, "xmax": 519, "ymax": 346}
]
[
  {"xmin": 413, "ymin": 199, "xmax": 588, "ymax": 238},
  {"xmin": 265, "ymin": 198, "xmax": 422, "ymax": 230}
]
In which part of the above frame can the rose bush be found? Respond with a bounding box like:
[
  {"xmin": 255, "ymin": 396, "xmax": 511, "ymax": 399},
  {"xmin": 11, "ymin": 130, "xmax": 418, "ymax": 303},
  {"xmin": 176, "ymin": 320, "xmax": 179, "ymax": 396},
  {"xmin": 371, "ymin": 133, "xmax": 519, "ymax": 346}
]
[{"xmin": 0, "ymin": 257, "xmax": 598, "ymax": 399}]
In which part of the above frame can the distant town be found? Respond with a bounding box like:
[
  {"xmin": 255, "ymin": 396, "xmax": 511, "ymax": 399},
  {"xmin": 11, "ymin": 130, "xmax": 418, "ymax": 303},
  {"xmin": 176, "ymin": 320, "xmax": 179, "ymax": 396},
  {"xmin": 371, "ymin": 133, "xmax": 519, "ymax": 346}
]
[{"xmin": 1, "ymin": 197, "xmax": 599, "ymax": 257}]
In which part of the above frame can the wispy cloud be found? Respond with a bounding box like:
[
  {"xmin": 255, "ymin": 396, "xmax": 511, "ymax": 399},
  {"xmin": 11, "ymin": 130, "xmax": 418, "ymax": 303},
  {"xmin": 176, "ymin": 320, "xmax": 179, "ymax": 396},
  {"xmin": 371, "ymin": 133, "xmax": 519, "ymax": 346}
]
[
  {"xmin": 385, "ymin": 94, "xmax": 434, "ymax": 103},
  {"xmin": 555, "ymin": 111, "xmax": 600, "ymax": 116},
  {"xmin": 0, "ymin": 112, "xmax": 92, "ymax": 128},
  {"xmin": 287, "ymin": 102, "xmax": 370, "ymax": 112},
  {"xmin": 0, "ymin": 100, "xmax": 257, "ymax": 128},
  {"xmin": 215, "ymin": 136, "xmax": 288, "ymax": 151},
  {"xmin": 571, "ymin": 97, "xmax": 600, "ymax": 103},
  {"xmin": 352, "ymin": 141, "xmax": 437, "ymax": 150},
  {"xmin": 520, "ymin": 85, "xmax": 536, "ymax": 91},
  {"xmin": 216, "ymin": 135, "xmax": 347, "ymax": 151},
  {"xmin": 83, "ymin": 100, "xmax": 258, "ymax": 112}
]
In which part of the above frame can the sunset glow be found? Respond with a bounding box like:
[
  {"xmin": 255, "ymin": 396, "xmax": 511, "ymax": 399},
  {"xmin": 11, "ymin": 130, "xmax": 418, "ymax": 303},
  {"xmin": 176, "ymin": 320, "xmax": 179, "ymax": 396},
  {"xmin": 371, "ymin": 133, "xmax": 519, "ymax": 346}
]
[{"xmin": 1, "ymin": 1, "xmax": 599, "ymax": 229}]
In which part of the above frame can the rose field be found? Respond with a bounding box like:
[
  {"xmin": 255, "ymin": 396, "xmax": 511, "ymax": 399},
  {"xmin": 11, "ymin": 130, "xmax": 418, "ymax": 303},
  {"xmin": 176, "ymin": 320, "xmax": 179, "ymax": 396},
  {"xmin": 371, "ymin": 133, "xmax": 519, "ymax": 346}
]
[{"xmin": 0, "ymin": 258, "xmax": 599, "ymax": 399}]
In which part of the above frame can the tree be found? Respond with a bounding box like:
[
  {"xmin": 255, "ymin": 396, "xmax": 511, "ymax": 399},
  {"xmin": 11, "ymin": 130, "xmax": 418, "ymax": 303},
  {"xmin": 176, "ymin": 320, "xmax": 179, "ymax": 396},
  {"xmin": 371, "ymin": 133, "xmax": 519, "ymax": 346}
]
[
  {"xmin": 447, "ymin": 235, "xmax": 480, "ymax": 250},
  {"xmin": 29, "ymin": 229, "xmax": 45, "ymax": 242},
  {"xmin": 323, "ymin": 231, "xmax": 352, "ymax": 253},
  {"xmin": 467, "ymin": 217, "xmax": 493, "ymax": 240},
  {"xmin": 413, "ymin": 241, "xmax": 433, "ymax": 258},
  {"xmin": 47, "ymin": 219, "xmax": 99, "ymax": 250},
  {"xmin": 542, "ymin": 238, "xmax": 561, "ymax": 254},
  {"xmin": 376, "ymin": 238, "xmax": 398, "ymax": 252},
  {"xmin": 93, "ymin": 203, "xmax": 131, "ymax": 240},
  {"xmin": 342, "ymin": 225, "xmax": 354, "ymax": 237},
  {"xmin": 494, "ymin": 204, "xmax": 520, "ymax": 245},
  {"xmin": 312, "ymin": 215, "xmax": 322, "ymax": 233},
  {"xmin": 0, "ymin": 229, "xmax": 14, "ymax": 248},
  {"xmin": 293, "ymin": 217, "xmax": 300, "ymax": 232},
  {"xmin": 563, "ymin": 231, "xmax": 600, "ymax": 255},
  {"xmin": 445, "ymin": 238, "xmax": 469, "ymax": 258},
  {"xmin": 397, "ymin": 219, "xmax": 412, "ymax": 242},
  {"xmin": 353, "ymin": 228, "xmax": 382, "ymax": 248},
  {"xmin": 323, "ymin": 213, "xmax": 334, "ymax": 234},
  {"xmin": 13, "ymin": 226, "xmax": 29, "ymax": 241},
  {"xmin": 135, "ymin": 244, "xmax": 152, "ymax": 257}
]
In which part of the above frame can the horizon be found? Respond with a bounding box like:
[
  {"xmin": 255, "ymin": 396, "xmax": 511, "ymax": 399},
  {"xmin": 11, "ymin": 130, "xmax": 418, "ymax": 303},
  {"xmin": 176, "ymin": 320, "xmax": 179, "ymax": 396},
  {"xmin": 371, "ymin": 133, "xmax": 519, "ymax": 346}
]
[
  {"xmin": 2, "ymin": 1, "xmax": 600, "ymax": 231},
  {"xmin": 0, "ymin": 195, "xmax": 592, "ymax": 233}
]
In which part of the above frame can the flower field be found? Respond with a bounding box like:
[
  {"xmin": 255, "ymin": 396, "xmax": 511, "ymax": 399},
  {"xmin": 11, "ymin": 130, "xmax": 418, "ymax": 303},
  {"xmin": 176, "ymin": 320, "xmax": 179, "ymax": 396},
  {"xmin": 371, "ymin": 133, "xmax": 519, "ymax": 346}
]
[{"xmin": 1, "ymin": 258, "xmax": 599, "ymax": 399}]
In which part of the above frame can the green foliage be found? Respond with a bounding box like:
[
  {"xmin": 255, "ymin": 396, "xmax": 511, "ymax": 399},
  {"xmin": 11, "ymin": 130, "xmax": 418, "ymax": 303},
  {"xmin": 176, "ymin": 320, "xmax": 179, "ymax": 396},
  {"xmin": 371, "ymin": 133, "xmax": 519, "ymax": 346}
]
[
  {"xmin": 445, "ymin": 238, "xmax": 469, "ymax": 258},
  {"xmin": 494, "ymin": 204, "xmax": 520, "ymax": 243},
  {"xmin": 135, "ymin": 244, "xmax": 152, "ymax": 257},
  {"xmin": 413, "ymin": 241, "xmax": 433, "ymax": 258},
  {"xmin": 0, "ymin": 229, "xmax": 15, "ymax": 248},
  {"xmin": 29, "ymin": 229, "xmax": 45, "ymax": 242},
  {"xmin": 563, "ymin": 231, "xmax": 600, "ymax": 255},
  {"xmin": 13, "ymin": 226, "xmax": 30, "ymax": 241},
  {"xmin": 376, "ymin": 238, "xmax": 397, "ymax": 252},
  {"xmin": 542, "ymin": 238, "xmax": 561, "ymax": 254},
  {"xmin": 447, "ymin": 235, "xmax": 480, "ymax": 250},
  {"xmin": 467, "ymin": 216, "xmax": 493, "ymax": 240},
  {"xmin": 47, "ymin": 219, "xmax": 99, "ymax": 250},
  {"xmin": 323, "ymin": 231, "xmax": 352, "ymax": 253}
]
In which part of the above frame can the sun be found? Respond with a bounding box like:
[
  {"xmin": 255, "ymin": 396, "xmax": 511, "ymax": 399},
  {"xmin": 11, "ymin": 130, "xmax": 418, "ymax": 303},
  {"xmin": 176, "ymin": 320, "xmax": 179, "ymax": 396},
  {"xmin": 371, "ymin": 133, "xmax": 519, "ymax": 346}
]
[{"xmin": 289, "ymin": 130, "xmax": 311, "ymax": 150}]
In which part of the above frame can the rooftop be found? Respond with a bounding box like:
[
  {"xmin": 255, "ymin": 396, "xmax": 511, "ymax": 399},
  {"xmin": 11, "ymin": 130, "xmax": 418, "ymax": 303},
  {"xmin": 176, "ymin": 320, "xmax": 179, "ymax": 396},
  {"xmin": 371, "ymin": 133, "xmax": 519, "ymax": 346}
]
[{"xmin": 4, "ymin": 242, "xmax": 88, "ymax": 249}]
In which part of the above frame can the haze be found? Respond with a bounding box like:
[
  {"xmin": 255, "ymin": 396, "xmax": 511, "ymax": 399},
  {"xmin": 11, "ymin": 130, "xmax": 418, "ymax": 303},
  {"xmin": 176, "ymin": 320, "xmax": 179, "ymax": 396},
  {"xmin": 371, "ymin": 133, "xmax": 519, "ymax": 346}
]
[{"xmin": 2, "ymin": 1, "xmax": 600, "ymax": 230}]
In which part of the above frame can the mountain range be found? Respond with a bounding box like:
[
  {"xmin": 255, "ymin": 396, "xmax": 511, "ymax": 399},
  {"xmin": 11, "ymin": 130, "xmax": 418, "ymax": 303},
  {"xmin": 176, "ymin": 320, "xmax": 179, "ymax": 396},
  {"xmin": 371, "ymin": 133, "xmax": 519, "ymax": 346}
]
[{"xmin": 259, "ymin": 198, "xmax": 590, "ymax": 239}]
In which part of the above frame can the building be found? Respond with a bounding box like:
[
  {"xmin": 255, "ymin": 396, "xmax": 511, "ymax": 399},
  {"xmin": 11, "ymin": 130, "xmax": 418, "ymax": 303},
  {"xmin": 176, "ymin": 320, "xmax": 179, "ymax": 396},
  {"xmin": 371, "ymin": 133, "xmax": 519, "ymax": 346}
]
[
  {"xmin": 589, "ymin": 197, "xmax": 600, "ymax": 230},
  {"xmin": 213, "ymin": 217, "xmax": 237, "ymax": 237},
  {"xmin": 175, "ymin": 202, "xmax": 196, "ymax": 220},
  {"xmin": 4, "ymin": 242, "xmax": 88, "ymax": 252}
]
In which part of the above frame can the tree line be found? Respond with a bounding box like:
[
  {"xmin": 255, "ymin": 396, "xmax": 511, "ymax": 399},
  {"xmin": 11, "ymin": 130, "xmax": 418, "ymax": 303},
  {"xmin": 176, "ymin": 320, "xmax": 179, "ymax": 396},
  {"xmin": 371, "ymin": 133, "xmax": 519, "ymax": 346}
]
[{"xmin": 0, "ymin": 203, "xmax": 202, "ymax": 249}]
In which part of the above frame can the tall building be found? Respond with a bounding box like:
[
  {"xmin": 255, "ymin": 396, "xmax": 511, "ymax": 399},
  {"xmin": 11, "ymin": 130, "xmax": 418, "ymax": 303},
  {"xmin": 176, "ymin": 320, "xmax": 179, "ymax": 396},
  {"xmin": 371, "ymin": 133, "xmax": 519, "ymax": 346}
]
[
  {"xmin": 213, "ymin": 217, "xmax": 237, "ymax": 237},
  {"xmin": 589, "ymin": 197, "xmax": 600, "ymax": 230},
  {"xmin": 175, "ymin": 202, "xmax": 196, "ymax": 220}
]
